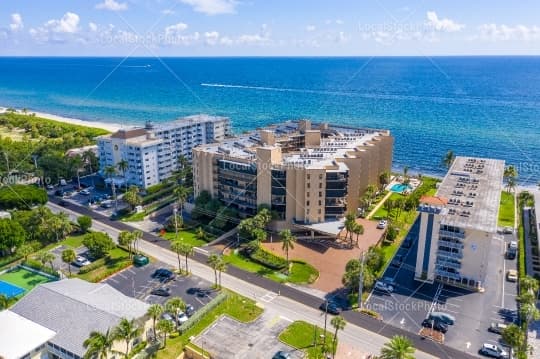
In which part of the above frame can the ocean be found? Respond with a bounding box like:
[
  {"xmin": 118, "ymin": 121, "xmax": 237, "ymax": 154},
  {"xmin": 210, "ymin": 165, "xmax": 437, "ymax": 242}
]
[{"xmin": 0, "ymin": 56, "xmax": 539, "ymax": 183}]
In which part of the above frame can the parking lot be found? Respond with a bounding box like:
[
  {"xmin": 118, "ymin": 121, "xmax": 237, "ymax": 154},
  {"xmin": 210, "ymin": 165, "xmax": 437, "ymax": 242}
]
[
  {"xmin": 104, "ymin": 262, "xmax": 218, "ymax": 310},
  {"xmin": 192, "ymin": 312, "xmax": 303, "ymax": 359},
  {"xmin": 365, "ymin": 220, "xmax": 518, "ymax": 357},
  {"xmin": 49, "ymin": 244, "xmax": 89, "ymax": 275}
]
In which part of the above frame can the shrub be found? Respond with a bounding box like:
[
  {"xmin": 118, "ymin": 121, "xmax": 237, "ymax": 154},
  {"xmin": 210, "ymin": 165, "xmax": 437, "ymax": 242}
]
[
  {"xmin": 77, "ymin": 258, "xmax": 106, "ymax": 274},
  {"xmin": 77, "ymin": 215, "xmax": 92, "ymax": 233},
  {"xmin": 359, "ymin": 308, "xmax": 381, "ymax": 319},
  {"xmin": 248, "ymin": 246, "xmax": 287, "ymax": 270},
  {"xmin": 0, "ymin": 185, "xmax": 47, "ymax": 209},
  {"xmin": 23, "ymin": 259, "xmax": 59, "ymax": 277},
  {"xmin": 82, "ymin": 232, "xmax": 115, "ymax": 258}
]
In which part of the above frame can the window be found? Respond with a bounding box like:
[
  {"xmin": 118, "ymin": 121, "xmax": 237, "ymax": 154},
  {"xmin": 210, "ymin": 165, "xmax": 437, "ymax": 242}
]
[
  {"xmin": 319, "ymin": 174, "xmax": 323, "ymax": 180},
  {"xmin": 307, "ymin": 192, "xmax": 310, "ymax": 198},
  {"xmin": 319, "ymin": 192, "xmax": 322, "ymax": 197},
  {"xmin": 318, "ymin": 209, "xmax": 322, "ymax": 214},
  {"xmin": 318, "ymin": 200, "xmax": 322, "ymax": 206},
  {"xmin": 307, "ymin": 174, "xmax": 311, "ymax": 180},
  {"xmin": 319, "ymin": 183, "xmax": 322, "ymax": 189},
  {"xmin": 307, "ymin": 183, "xmax": 310, "ymax": 189},
  {"xmin": 306, "ymin": 200, "xmax": 310, "ymax": 206}
]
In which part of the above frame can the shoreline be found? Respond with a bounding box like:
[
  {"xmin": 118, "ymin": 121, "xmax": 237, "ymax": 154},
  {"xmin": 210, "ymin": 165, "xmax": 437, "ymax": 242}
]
[{"xmin": 0, "ymin": 106, "xmax": 125, "ymax": 132}]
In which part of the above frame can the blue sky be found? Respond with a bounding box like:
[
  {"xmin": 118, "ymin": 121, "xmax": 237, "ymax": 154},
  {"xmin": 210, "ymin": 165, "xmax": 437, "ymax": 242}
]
[{"xmin": 1, "ymin": 0, "xmax": 540, "ymax": 56}]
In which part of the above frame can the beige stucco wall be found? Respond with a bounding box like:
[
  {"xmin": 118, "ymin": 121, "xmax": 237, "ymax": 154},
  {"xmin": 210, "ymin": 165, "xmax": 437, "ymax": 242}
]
[
  {"xmin": 415, "ymin": 211, "xmax": 442, "ymax": 281},
  {"xmin": 459, "ymin": 228, "xmax": 493, "ymax": 285}
]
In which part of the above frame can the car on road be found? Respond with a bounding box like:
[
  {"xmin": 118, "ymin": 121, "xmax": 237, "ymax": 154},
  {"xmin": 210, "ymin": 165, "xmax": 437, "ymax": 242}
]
[
  {"xmin": 152, "ymin": 268, "xmax": 175, "ymax": 282},
  {"xmin": 150, "ymin": 287, "xmax": 171, "ymax": 297},
  {"xmin": 390, "ymin": 255, "xmax": 403, "ymax": 268},
  {"xmin": 177, "ymin": 312, "xmax": 189, "ymax": 324},
  {"xmin": 55, "ymin": 189, "xmax": 64, "ymax": 197},
  {"xmin": 59, "ymin": 200, "xmax": 70, "ymax": 207},
  {"xmin": 272, "ymin": 351, "xmax": 291, "ymax": 359},
  {"xmin": 319, "ymin": 301, "xmax": 341, "ymax": 315},
  {"xmin": 72, "ymin": 255, "xmax": 91, "ymax": 267},
  {"xmin": 374, "ymin": 281, "xmax": 394, "ymax": 293},
  {"xmin": 479, "ymin": 343, "xmax": 508, "ymax": 358},
  {"xmin": 377, "ymin": 220, "xmax": 387, "ymax": 229},
  {"xmin": 429, "ymin": 312, "xmax": 455, "ymax": 325},
  {"xmin": 488, "ymin": 322, "xmax": 508, "ymax": 335},
  {"xmin": 100, "ymin": 201, "xmax": 113, "ymax": 209},
  {"xmin": 80, "ymin": 189, "xmax": 91, "ymax": 195},
  {"xmin": 506, "ymin": 269, "xmax": 518, "ymax": 282},
  {"xmin": 502, "ymin": 227, "xmax": 514, "ymax": 234},
  {"xmin": 421, "ymin": 318, "xmax": 448, "ymax": 333}
]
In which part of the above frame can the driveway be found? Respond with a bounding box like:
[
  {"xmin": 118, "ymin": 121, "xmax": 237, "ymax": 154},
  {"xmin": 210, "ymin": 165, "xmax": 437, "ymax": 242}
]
[
  {"xmin": 192, "ymin": 311, "xmax": 303, "ymax": 359},
  {"xmin": 49, "ymin": 244, "xmax": 88, "ymax": 275}
]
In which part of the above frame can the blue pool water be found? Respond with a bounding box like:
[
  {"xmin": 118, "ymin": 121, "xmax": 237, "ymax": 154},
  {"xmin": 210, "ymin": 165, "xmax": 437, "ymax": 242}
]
[
  {"xmin": 391, "ymin": 183, "xmax": 413, "ymax": 193},
  {"xmin": 0, "ymin": 280, "xmax": 25, "ymax": 298}
]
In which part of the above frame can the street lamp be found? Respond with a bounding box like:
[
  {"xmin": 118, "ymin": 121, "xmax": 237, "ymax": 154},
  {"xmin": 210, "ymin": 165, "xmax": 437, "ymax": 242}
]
[{"xmin": 173, "ymin": 205, "xmax": 178, "ymax": 241}]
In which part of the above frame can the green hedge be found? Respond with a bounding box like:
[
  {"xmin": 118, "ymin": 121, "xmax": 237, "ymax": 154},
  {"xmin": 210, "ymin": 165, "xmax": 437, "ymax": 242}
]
[
  {"xmin": 249, "ymin": 247, "xmax": 287, "ymax": 270},
  {"xmin": 77, "ymin": 257, "xmax": 106, "ymax": 274},
  {"xmin": 23, "ymin": 259, "xmax": 60, "ymax": 277},
  {"xmin": 142, "ymin": 187, "xmax": 175, "ymax": 205},
  {"xmin": 145, "ymin": 182, "xmax": 175, "ymax": 195},
  {"xmin": 0, "ymin": 254, "xmax": 22, "ymax": 270},
  {"xmin": 179, "ymin": 291, "xmax": 228, "ymax": 333}
]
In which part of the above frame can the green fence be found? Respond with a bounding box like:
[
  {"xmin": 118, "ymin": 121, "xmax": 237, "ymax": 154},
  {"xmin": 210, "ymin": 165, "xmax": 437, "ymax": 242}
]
[{"xmin": 179, "ymin": 291, "xmax": 228, "ymax": 333}]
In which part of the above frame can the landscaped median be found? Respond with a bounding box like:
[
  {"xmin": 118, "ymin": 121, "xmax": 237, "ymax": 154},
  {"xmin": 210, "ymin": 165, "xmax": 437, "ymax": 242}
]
[
  {"xmin": 498, "ymin": 191, "xmax": 515, "ymax": 227},
  {"xmin": 278, "ymin": 320, "xmax": 336, "ymax": 359},
  {"xmin": 155, "ymin": 290, "xmax": 262, "ymax": 359}
]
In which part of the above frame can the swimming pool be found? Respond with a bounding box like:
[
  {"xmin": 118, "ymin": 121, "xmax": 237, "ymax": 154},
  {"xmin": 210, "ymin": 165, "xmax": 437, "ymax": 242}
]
[
  {"xmin": 391, "ymin": 183, "xmax": 413, "ymax": 193},
  {"xmin": 0, "ymin": 280, "xmax": 25, "ymax": 299}
]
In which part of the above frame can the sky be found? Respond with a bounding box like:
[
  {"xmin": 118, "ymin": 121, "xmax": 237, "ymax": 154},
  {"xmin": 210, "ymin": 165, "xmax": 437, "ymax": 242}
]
[{"xmin": 1, "ymin": 0, "xmax": 540, "ymax": 56}]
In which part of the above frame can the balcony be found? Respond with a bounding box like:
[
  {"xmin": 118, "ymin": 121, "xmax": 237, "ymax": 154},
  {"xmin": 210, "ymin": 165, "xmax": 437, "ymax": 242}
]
[
  {"xmin": 439, "ymin": 229, "xmax": 465, "ymax": 239},
  {"xmin": 437, "ymin": 240, "xmax": 464, "ymax": 250},
  {"xmin": 437, "ymin": 249, "xmax": 463, "ymax": 260},
  {"xmin": 435, "ymin": 269, "xmax": 461, "ymax": 281},
  {"xmin": 436, "ymin": 259, "xmax": 461, "ymax": 270}
]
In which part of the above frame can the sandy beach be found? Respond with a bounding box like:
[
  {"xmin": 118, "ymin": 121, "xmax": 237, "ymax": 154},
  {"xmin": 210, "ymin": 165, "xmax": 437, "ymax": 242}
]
[{"xmin": 0, "ymin": 106, "xmax": 126, "ymax": 132}]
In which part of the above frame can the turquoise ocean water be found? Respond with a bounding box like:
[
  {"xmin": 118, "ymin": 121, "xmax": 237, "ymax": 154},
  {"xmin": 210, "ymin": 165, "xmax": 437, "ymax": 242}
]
[{"xmin": 0, "ymin": 56, "xmax": 539, "ymax": 183}]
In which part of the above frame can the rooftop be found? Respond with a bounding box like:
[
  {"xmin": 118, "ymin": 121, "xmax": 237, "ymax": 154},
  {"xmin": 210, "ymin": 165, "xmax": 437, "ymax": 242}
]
[
  {"xmin": 0, "ymin": 310, "xmax": 56, "ymax": 359},
  {"xmin": 110, "ymin": 128, "xmax": 148, "ymax": 139},
  {"xmin": 435, "ymin": 156, "xmax": 505, "ymax": 232},
  {"xmin": 11, "ymin": 278, "xmax": 149, "ymax": 357}
]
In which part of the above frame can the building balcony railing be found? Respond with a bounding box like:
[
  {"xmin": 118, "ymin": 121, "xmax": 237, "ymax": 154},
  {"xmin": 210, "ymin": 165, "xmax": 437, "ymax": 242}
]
[
  {"xmin": 437, "ymin": 240, "xmax": 465, "ymax": 250},
  {"xmin": 436, "ymin": 259, "xmax": 461, "ymax": 270},
  {"xmin": 439, "ymin": 229, "xmax": 465, "ymax": 239},
  {"xmin": 435, "ymin": 269, "xmax": 461, "ymax": 281},
  {"xmin": 437, "ymin": 249, "xmax": 464, "ymax": 260}
]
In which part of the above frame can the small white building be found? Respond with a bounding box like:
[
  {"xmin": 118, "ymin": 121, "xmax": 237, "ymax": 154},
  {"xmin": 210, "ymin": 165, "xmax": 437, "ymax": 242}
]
[{"xmin": 0, "ymin": 310, "xmax": 56, "ymax": 359}]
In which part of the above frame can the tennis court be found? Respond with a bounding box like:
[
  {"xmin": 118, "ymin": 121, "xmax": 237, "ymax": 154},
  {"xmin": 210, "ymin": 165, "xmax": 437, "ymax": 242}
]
[{"xmin": 0, "ymin": 267, "xmax": 53, "ymax": 298}]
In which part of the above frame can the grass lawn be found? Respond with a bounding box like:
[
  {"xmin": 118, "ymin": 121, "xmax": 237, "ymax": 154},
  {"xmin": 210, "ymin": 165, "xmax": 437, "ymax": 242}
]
[
  {"xmin": 0, "ymin": 267, "xmax": 52, "ymax": 290},
  {"xmin": 279, "ymin": 321, "xmax": 336, "ymax": 359},
  {"xmin": 288, "ymin": 261, "xmax": 319, "ymax": 284},
  {"xmin": 162, "ymin": 230, "xmax": 208, "ymax": 247},
  {"xmin": 498, "ymin": 191, "xmax": 515, "ymax": 227},
  {"xmin": 77, "ymin": 247, "xmax": 131, "ymax": 282},
  {"xmin": 372, "ymin": 192, "xmax": 406, "ymax": 220},
  {"xmin": 224, "ymin": 251, "xmax": 285, "ymax": 283},
  {"xmin": 155, "ymin": 291, "xmax": 262, "ymax": 359},
  {"xmin": 121, "ymin": 211, "xmax": 146, "ymax": 222}
]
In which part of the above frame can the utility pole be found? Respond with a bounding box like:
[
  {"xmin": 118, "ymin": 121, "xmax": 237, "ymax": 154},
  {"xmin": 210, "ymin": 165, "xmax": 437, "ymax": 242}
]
[
  {"xmin": 323, "ymin": 300, "xmax": 328, "ymax": 346},
  {"xmin": 358, "ymin": 251, "xmax": 365, "ymax": 310}
]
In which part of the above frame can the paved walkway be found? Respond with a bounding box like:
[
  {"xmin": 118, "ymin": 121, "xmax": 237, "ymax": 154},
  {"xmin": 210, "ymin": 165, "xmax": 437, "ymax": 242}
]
[{"xmin": 366, "ymin": 191, "xmax": 393, "ymax": 220}]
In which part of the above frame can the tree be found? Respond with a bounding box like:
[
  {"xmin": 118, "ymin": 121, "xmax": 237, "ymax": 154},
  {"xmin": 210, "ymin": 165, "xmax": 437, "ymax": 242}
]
[
  {"xmin": 179, "ymin": 242, "xmax": 194, "ymax": 274},
  {"xmin": 123, "ymin": 186, "xmax": 142, "ymax": 211},
  {"xmin": 165, "ymin": 297, "xmax": 186, "ymax": 332},
  {"xmin": 0, "ymin": 294, "xmax": 10, "ymax": 309},
  {"xmin": 208, "ymin": 254, "xmax": 219, "ymax": 287},
  {"xmin": 146, "ymin": 304, "xmax": 164, "ymax": 339},
  {"xmin": 0, "ymin": 219, "xmax": 25, "ymax": 255},
  {"xmin": 50, "ymin": 212, "xmax": 72, "ymax": 242},
  {"xmin": 156, "ymin": 319, "xmax": 174, "ymax": 348},
  {"xmin": 37, "ymin": 251, "xmax": 55, "ymax": 272},
  {"xmin": 215, "ymin": 256, "xmax": 227, "ymax": 288},
  {"xmin": 353, "ymin": 223, "xmax": 364, "ymax": 246},
  {"xmin": 171, "ymin": 239, "xmax": 185, "ymax": 273},
  {"xmin": 104, "ymin": 165, "xmax": 118, "ymax": 211},
  {"xmin": 132, "ymin": 230, "xmax": 143, "ymax": 255},
  {"xmin": 341, "ymin": 258, "xmax": 374, "ymax": 293},
  {"xmin": 344, "ymin": 213, "xmax": 357, "ymax": 247},
  {"xmin": 380, "ymin": 335, "xmax": 416, "ymax": 359},
  {"xmin": 195, "ymin": 227, "xmax": 206, "ymax": 241},
  {"xmin": 114, "ymin": 318, "xmax": 141, "ymax": 358},
  {"xmin": 173, "ymin": 186, "xmax": 192, "ymax": 221},
  {"xmin": 379, "ymin": 171, "xmax": 391, "ymax": 190},
  {"xmin": 502, "ymin": 324, "xmax": 526, "ymax": 359},
  {"xmin": 17, "ymin": 243, "xmax": 34, "ymax": 262},
  {"xmin": 279, "ymin": 229, "xmax": 296, "ymax": 272},
  {"xmin": 83, "ymin": 232, "xmax": 115, "ymax": 258},
  {"xmin": 70, "ymin": 155, "xmax": 84, "ymax": 190},
  {"xmin": 520, "ymin": 275, "xmax": 539, "ymax": 294},
  {"xmin": 117, "ymin": 159, "xmax": 129, "ymax": 190},
  {"xmin": 0, "ymin": 185, "xmax": 48, "ymax": 210},
  {"xmin": 504, "ymin": 165, "xmax": 518, "ymax": 193},
  {"xmin": 118, "ymin": 231, "xmax": 135, "ymax": 259},
  {"xmin": 83, "ymin": 329, "xmax": 115, "ymax": 359},
  {"xmin": 383, "ymin": 199, "xmax": 394, "ymax": 220},
  {"xmin": 442, "ymin": 150, "xmax": 455, "ymax": 169},
  {"xmin": 77, "ymin": 215, "xmax": 92, "ymax": 233},
  {"xmin": 61, "ymin": 248, "xmax": 76, "ymax": 276},
  {"xmin": 330, "ymin": 316, "xmax": 346, "ymax": 359}
]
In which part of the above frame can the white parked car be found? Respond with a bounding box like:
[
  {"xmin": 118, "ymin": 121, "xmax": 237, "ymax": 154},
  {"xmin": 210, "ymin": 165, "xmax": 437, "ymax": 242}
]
[
  {"xmin": 508, "ymin": 241, "xmax": 518, "ymax": 250},
  {"xmin": 377, "ymin": 220, "xmax": 388, "ymax": 229},
  {"xmin": 80, "ymin": 189, "xmax": 91, "ymax": 195},
  {"xmin": 479, "ymin": 343, "xmax": 508, "ymax": 358},
  {"xmin": 177, "ymin": 312, "xmax": 189, "ymax": 324},
  {"xmin": 374, "ymin": 281, "xmax": 394, "ymax": 293},
  {"xmin": 72, "ymin": 255, "xmax": 91, "ymax": 267}
]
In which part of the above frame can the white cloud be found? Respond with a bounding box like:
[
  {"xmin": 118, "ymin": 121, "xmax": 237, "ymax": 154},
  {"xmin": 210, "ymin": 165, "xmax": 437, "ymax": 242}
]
[
  {"xmin": 96, "ymin": 0, "xmax": 128, "ymax": 11},
  {"xmin": 220, "ymin": 36, "xmax": 233, "ymax": 45},
  {"xmin": 335, "ymin": 19, "xmax": 344, "ymax": 25},
  {"xmin": 179, "ymin": 0, "xmax": 237, "ymax": 15},
  {"xmin": 9, "ymin": 13, "xmax": 23, "ymax": 32},
  {"xmin": 45, "ymin": 12, "xmax": 80, "ymax": 33},
  {"xmin": 204, "ymin": 31, "xmax": 220, "ymax": 45},
  {"xmin": 336, "ymin": 31, "xmax": 348, "ymax": 43},
  {"xmin": 477, "ymin": 23, "xmax": 540, "ymax": 41},
  {"xmin": 164, "ymin": 22, "xmax": 189, "ymax": 37},
  {"xmin": 161, "ymin": 9, "xmax": 175, "ymax": 15},
  {"xmin": 306, "ymin": 25, "xmax": 316, "ymax": 32},
  {"xmin": 426, "ymin": 11, "xmax": 464, "ymax": 32},
  {"xmin": 89, "ymin": 22, "xmax": 98, "ymax": 32}
]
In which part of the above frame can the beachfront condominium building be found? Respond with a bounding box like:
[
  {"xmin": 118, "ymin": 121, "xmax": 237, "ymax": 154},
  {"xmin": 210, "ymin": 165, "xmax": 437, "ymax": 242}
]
[
  {"xmin": 414, "ymin": 156, "xmax": 505, "ymax": 290},
  {"xmin": 193, "ymin": 120, "xmax": 393, "ymax": 225},
  {"xmin": 97, "ymin": 115, "xmax": 230, "ymax": 188}
]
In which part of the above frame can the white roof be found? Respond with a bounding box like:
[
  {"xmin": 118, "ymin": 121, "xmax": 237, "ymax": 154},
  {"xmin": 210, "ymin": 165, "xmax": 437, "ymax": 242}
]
[{"xmin": 0, "ymin": 310, "xmax": 56, "ymax": 359}]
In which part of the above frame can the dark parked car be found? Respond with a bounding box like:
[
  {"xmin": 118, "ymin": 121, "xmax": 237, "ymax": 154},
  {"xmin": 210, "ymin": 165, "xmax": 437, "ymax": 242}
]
[
  {"xmin": 391, "ymin": 255, "xmax": 404, "ymax": 267},
  {"xmin": 152, "ymin": 268, "xmax": 175, "ymax": 282},
  {"xmin": 186, "ymin": 287, "xmax": 199, "ymax": 295},
  {"xmin": 319, "ymin": 301, "xmax": 341, "ymax": 315},
  {"xmin": 151, "ymin": 287, "xmax": 171, "ymax": 297},
  {"xmin": 422, "ymin": 318, "xmax": 448, "ymax": 333},
  {"xmin": 59, "ymin": 200, "xmax": 69, "ymax": 207},
  {"xmin": 55, "ymin": 189, "xmax": 64, "ymax": 197},
  {"xmin": 185, "ymin": 304, "xmax": 195, "ymax": 317},
  {"xmin": 272, "ymin": 351, "xmax": 291, "ymax": 359}
]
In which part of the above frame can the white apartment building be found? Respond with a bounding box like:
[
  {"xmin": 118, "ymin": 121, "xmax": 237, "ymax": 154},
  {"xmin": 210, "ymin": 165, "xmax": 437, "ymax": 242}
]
[
  {"xmin": 414, "ymin": 156, "xmax": 505, "ymax": 290},
  {"xmin": 97, "ymin": 115, "xmax": 230, "ymax": 188}
]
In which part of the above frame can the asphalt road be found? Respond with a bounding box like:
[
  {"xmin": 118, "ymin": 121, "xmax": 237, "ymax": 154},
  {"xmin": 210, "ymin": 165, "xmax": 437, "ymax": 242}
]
[{"xmin": 48, "ymin": 195, "xmax": 476, "ymax": 359}]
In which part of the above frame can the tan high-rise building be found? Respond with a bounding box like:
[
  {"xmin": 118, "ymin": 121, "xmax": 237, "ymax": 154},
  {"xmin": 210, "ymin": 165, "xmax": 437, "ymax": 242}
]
[{"xmin": 193, "ymin": 120, "xmax": 393, "ymax": 225}]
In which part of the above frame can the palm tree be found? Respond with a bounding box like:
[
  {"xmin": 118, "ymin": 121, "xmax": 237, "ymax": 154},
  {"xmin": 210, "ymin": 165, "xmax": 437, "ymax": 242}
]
[
  {"xmin": 71, "ymin": 155, "xmax": 84, "ymax": 190},
  {"xmin": 113, "ymin": 318, "xmax": 141, "ymax": 358},
  {"xmin": 123, "ymin": 186, "xmax": 142, "ymax": 211},
  {"xmin": 442, "ymin": 150, "xmax": 456, "ymax": 169},
  {"xmin": 117, "ymin": 159, "xmax": 129, "ymax": 190},
  {"xmin": 330, "ymin": 316, "xmax": 346, "ymax": 358},
  {"xmin": 146, "ymin": 304, "xmax": 164, "ymax": 339},
  {"xmin": 207, "ymin": 253, "xmax": 219, "ymax": 287},
  {"xmin": 380, "ymin": 335, "xmax": 415, "ymax": 359},
  {"xmin": 179, "ymin": 242, "xmax": 194, "ymax": 274},
  {"xmin": 61, "ymin": 248, "xmax": 76, "ymax": 276},
  {"xmin": 279, "ymin": 229, "xmax": 296, "ymax": 273},
  {"xmin": 173, "ymin": 186, "xmax": 192, "ymax": 222},
  {"xmin": 165, "ymin": 297, "xmax": 186, "ymax": 332},
  {"xmin": 156, "ymin": 319, "xmax": 174, "ymax": 348},
  {"xmin": 195, "ymin": 227, "xmax": 206, "ymax": 241},
  {"xmin": 171, "ymin": 239, "xmax": 185, "ymax": 273},
  {"xmin": 520, "ymin": 275, "xmax": 539, "ymax": 294},
  {"xmin": 344, "ymin": 213, "xmax": 357, "ymax": 247},
  {"xmin": 104, "ymin": 165, "xmax": 118, "ymax": 212},
  {"xmin": 353, "ymin": 223, "xmax": 364, "ymax": 246},
  {"xmin": 0, "ymin": 294, "xmax": 10, "ymax": 309},
  {"xmin": 37, "ymin": 251, "xmax": 55, "ymax": 272},
  {"xmin": 132, "ymin": 230, "xmax": 143, "ymax": 255},
  {"xmin": 383, "ymin": 198, "xmax": 394, "ymax": 220},
  {"xmin": 379, "ymin": 171, "xmax": 391, "ymax": 190},
  {"xmin": 503, "ymin": 166, "xmax": 518, "ymax": 193},
  {"xmin": 83, "ymin": 329, "xmax": 115, "ymax": 359},
  {"xmin": 215, "ymin": 256, "xmax": 227, "ymax": 288},
  {"xmin": 118, "ymin": 231, "xmax": 135, "ymax": 259}
]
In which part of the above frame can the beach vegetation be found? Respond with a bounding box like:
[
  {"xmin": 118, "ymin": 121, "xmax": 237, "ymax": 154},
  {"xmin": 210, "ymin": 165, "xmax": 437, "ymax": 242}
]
[{"xmin": 0, "ymin": 185, "xmax": 47, "ymax": 210}]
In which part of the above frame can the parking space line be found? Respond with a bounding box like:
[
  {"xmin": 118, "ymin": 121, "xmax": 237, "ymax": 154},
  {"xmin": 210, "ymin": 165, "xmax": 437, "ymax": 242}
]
[
  {"xmin": 107, "ymin": 277, "xmax": 119, "ymax": 283},
  {"xmin": 438, "ymin": 294, "xmax": 463, "ymax": 302}
]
